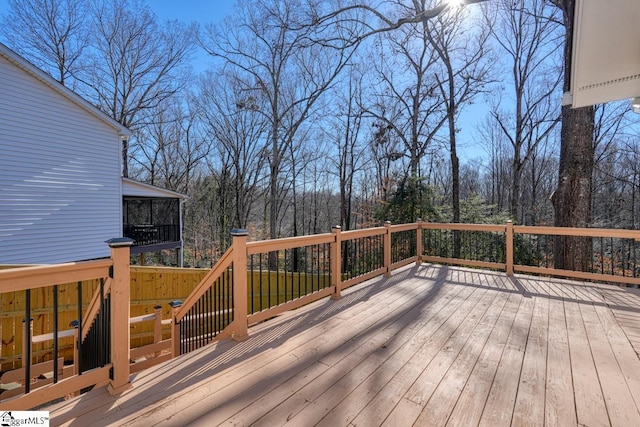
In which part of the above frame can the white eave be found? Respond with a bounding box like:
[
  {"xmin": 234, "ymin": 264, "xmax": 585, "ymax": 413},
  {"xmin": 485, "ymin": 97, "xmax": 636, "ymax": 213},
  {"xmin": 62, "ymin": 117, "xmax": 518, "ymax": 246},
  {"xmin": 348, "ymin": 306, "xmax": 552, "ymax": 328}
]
[
  {"xmin": 122, "ymin": 178, "xmax": 188, "ymax": 200},
  {"xmin": 0, "ymin": 42, "xmax": 131, "ymax": 138}
]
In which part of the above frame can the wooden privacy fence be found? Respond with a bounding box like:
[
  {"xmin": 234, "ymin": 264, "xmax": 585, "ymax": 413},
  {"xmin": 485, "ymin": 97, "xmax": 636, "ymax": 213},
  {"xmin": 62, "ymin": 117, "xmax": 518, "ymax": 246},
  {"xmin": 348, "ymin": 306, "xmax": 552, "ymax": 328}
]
[{"xmin": 1, "ymin": 266, "xmax": 209, "ymax": 372}]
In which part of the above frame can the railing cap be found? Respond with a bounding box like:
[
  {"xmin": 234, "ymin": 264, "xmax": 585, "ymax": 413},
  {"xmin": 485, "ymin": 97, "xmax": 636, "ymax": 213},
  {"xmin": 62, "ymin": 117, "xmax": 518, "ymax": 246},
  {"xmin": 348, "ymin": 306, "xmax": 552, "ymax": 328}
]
[
  {"xmin": 230, "ymin": 228, "xmax": 249, "ymax": 236},
  {"xmin": 106, "ymin": 237, "xmax": 135, "ymax": 248},
  {"xmin": 169, "ymin": 300, "xmax": 183, "ymax": 308}
]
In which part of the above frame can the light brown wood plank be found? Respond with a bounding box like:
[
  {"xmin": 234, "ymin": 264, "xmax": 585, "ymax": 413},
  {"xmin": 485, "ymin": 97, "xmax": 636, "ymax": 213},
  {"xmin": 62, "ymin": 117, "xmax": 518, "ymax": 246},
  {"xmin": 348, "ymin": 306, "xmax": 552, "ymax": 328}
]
[
  {"xmin": 511, "ymin": 294, "xmax": 548, "ymax": 426},
  {"xmin": 402, "ymin": 288, "xmax": 500, "ymax": 405},
  {"xmin": 309, "ymin": 281, "xmax": 472, "ymax": 427},
  {"xmin": 258, "ymin": 282, "xmax": 485, "ymax": 426},
  {"xmin": 580, "ymin": 302, "xmax": 640, "ymax": 426},
  {"xmin": 592, "ymin": 301, "xmax": 640, "ymax": 410},
  {"xmin": 381, "ymin": 285, "xmax": 501, "ymax": 425},
  {"xmin": 478, "ymin": 294, "xmax": 534, "ymax": 427},
  {"xmin": 445, "ymin": 293, "xmax": 521, "ymax": 426},
  {"xmin": 544, "ymin": 296, "xmax": 577, "ymax": 426},
  {"xmin": 564, "ymin": 286, "xmax": 610, "ymax": 426},
  {"xmin": 42, "ymin": 265, "xmax": 640, "ymax": 427},
  {"xmin": 351, "ymin": 285, "xmax": 495, "ymax": 426},
  {"xmin": 414, "ymin": 290, "xmax": 511, "ymax": 426},
  {"xmin": 229, "ymin": 276, "xmax": 463, "ymax": 425}
]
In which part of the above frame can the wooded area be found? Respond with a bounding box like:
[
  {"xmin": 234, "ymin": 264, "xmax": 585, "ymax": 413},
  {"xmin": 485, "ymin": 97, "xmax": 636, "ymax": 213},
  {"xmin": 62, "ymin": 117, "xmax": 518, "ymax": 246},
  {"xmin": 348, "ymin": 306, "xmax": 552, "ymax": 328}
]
[{"xmin": 1, "ymin": 0, "xmax": 638, "ymax": 268}]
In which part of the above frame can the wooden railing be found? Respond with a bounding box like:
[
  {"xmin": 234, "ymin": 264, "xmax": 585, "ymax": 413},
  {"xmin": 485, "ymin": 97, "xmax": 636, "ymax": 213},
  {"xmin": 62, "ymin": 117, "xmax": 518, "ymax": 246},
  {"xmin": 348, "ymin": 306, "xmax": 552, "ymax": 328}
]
[
  {"xmin": 421, "ymin": 221, "xmax": 640, "ymax": 285},
  {"xmin": 4, "ymin": 221, "xmax": 639, "ymax": 409},
  {"xmin": 0, "ymin": 239, "xmax": 133, "ymax": 410},
  {"xmin": 174, "ymin": 221, "xmax": 640, "ymax": 357}
]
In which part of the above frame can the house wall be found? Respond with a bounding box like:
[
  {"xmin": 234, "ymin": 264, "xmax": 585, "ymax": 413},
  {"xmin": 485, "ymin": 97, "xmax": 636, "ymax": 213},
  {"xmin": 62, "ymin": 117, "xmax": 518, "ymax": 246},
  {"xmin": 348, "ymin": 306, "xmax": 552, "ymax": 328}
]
[{"xmin": 0, "ymin": 55, "xmax": 122, "ymax": 264}]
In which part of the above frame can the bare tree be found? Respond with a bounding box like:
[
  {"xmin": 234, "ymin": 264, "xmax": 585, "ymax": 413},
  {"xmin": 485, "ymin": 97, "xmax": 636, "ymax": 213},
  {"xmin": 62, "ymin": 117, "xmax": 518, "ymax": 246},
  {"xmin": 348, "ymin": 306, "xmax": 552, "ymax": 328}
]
[
  {"xmin": 325, "ymin": 63, "xmax": 369, "ymax": 231},
  {"xmin": 197, "ymin": 70, "xmax": 269, "ymax": 231},
  {"xmin": 0, "ymin": 0, "xmax": 88, "ymax": 86},
  {"xmin": 362, "ymin": 19, "xmax": 448, "ymax": 195},
  {"xmin": 489, "ymin": 0, "xmax": 561, "ymax": 223},
  {"xmin": 133, "ymin": 96, "xmax": 210, "ymax": 194},
  {"xmin": 81, "ymin": 0, "xmax": 196, "ymax": 177},
  {"xmin": 591, "ymin": 102, "xmax": 636, "ymax": 228},
  {"xmin": 417, "ymin": 0, "xmax": 493, "ymax": 255},
  {"xmin": 201, "ymin": 0, "xmax": 358, "ymax": 240},
  {"xmin": 478, "ymin": 117, "xmax": 511, "ymax": 212},
  {"xmin": 307, "ymin": 0, "xmax": 490, "ymax": 46}
]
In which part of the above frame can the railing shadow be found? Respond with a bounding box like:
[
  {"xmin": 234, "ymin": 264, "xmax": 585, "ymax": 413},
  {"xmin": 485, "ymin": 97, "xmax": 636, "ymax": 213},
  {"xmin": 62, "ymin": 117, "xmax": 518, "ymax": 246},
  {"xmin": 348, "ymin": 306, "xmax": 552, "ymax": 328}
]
[
  {"xmin": 50, "ymin": 262, "xmax": 640, "ymax": 425},
  {"xmin": 51, "ymin": 263, "xmax": 450, "ymax": 424}
]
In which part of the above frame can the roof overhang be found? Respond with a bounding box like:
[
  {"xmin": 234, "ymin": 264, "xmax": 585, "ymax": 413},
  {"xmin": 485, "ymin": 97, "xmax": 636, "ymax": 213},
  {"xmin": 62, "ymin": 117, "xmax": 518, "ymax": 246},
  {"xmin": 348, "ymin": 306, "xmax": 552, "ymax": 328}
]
[
  {"xmin": 569, "ymin": 0, "xmax": 640, "ymax": 108},
  {"xmin": 122, "ymin": 177, "xmax": 188, "ymax": 200}
]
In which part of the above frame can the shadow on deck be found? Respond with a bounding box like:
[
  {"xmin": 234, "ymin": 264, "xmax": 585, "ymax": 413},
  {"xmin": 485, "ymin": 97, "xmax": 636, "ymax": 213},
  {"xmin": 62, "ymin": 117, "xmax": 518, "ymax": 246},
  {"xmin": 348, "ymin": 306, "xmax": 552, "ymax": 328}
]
[{"xmin": 48, "ymin": 263, "xmax": 640, "ymax": 426}]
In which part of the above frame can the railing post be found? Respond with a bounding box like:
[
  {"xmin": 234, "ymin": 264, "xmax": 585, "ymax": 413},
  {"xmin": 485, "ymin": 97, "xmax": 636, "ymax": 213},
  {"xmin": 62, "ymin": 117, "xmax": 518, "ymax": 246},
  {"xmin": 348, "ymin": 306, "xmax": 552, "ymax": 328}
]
[
  {"xmin": 231, "ymin": 229, "xmax": 249, "ymax": 341},
  {"xmin": 384, "ymin": 221, "xmax": 392, "ymax": 277},
  {"xmin": 106, "ymin": 237, "xmax": 134, "ymax": 395},
  {"xmin": 169, "ymin": 300, "xmax": 182, "ymax": 357},
  {"xmin": 416, "ymin": 219, "xmax": 423, "ymax": 266},
  {"xmin": 331, "ymin": 226, "xmax": 342, "ymax": 300},
  {"xmin": 506, "ymin": 220, "xmax": 514, "ymax": 276}
]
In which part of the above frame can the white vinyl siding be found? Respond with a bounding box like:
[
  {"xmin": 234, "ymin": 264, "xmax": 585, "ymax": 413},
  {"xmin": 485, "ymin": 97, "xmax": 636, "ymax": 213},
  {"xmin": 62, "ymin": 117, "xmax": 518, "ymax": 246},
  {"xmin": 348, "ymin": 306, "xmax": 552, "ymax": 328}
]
[{"xmin": 0, "ymin": 55, "xmax": 122, "ymax": 264}]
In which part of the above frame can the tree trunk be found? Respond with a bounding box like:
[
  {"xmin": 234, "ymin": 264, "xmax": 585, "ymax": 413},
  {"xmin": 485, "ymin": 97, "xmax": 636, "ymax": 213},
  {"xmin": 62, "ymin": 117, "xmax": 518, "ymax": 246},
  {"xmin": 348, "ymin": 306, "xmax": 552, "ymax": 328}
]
[
  {"xmin": 552, "ymin": 0, "xmax": 594, "ymax": 271},
  {"xmin": 449, "ymin": 113, "xmax": 461, "ymax": 258},
  {"xmin": 122, "ymin": 139, "xmax": 129, "ymax": 178}
]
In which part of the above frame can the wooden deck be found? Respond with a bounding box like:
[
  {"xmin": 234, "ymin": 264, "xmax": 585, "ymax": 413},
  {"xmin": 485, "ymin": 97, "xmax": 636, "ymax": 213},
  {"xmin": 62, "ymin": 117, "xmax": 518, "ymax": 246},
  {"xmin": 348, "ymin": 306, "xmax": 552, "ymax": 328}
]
[{"xmin": 47, "ymin": 263, "xmax": 640, "ymax": 426}]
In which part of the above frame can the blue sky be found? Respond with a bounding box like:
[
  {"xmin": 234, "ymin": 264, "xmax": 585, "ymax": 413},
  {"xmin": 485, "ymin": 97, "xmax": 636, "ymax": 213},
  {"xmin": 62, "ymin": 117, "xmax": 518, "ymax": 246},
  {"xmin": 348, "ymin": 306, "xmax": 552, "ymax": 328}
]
[
  {"xmin": 0, "ymin": 0, "xmax": 488, "ymax": 159},
  {"xmin": 0, "ymin": 1, "xmax": 235, "ymax": 29},
  {"xmin": 0, "ymin": 0, "xmax": 236, "ymax": 71},
  {"xmin": 152, "ymin": 0, "xmax": 235, "ymax": 22}
]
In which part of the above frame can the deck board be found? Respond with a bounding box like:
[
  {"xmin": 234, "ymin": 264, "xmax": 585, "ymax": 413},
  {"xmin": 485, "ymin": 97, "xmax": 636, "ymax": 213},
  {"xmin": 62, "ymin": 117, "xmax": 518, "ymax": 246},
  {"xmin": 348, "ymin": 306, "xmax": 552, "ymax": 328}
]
[
  {"xmin": 45, "ymin": 264, "xmax": 640, "ymax": 427},
  {"xmin": 511, "ymin": 292, "xmax": 548, "ymax": 426},
  {"xmin": 564, "ymin": 279, "xmax": 610, "ymax": 426},
  {"xmin": 544, "ymin": 295, "xmax": 576, "ymax": 427},
  {"xmin": 444, "ymin": 292, "xmax": 521, "ymax": 426}
]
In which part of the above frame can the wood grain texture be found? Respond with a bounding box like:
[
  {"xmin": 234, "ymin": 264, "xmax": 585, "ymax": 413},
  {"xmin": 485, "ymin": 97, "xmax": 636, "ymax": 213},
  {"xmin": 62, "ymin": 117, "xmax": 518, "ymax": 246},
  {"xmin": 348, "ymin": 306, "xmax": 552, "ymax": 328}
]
[{"xmin": 43, "ymin": 264, "xmax": 640, "ymax": 427}]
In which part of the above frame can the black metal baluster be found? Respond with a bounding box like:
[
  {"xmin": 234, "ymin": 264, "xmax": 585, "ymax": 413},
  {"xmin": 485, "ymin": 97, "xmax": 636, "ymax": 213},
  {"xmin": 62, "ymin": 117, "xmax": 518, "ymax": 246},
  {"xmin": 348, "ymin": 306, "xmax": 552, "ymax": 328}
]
[
  {"xmin": 98, "ymin": 278, "xmax": 105, "ymax": 367},
  {"xmin": 76, "ymin": 281, "xmax": 82, "ymax": 374},
  {"xmin": 24, "ymin": 289, "xmax": 32, "ymax": 394},
  {"xmin": 611, "ymin": 237, "xmax": 615, "ymax": 275},
  {"xmin": 250, "ymin": 255, "xmax": 254, "ymax": 313},
  {"xmin": 53, "ymin": 284, "xmax": 59, "ymax": 383},
  {"xmin": 284, "ymin": 248, "xmax": 289, "ymax": 302},
  {"xmin": 258, "ymin": 253, "xmax": 263, "ymax": 311}
]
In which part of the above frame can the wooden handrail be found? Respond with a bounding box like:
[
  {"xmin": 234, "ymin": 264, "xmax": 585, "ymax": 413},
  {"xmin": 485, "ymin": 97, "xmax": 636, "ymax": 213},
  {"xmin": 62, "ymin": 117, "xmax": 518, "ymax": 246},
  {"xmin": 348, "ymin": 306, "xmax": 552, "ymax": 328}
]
[
  {"xmin": 514, "ymin": 225, "xmax": 640, "ymax": 239},
  {"xmin": 174, "ymin": 245, "xmax": 234, "ymax": 322},
  {"xmin": 0, "ymin": 259, "xmax": 113, "ymax": 293},
  {"xmin": 421, "ymin": 222, "xmax": 507, "ymax": 232},
  {"xmin": 247, "ymin": 233, "xmax": 334, "ymax": 254},
  {"xmin": 389, "ymin": 223, "xmax": 420, "ymax": 232},
  {"xmin": 0, "ymin": 240, "xmax": 132, "ymax": 409},
  {"xmin": 341, "ymin": 226, "xmax": 386, "ymax": 240}
]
